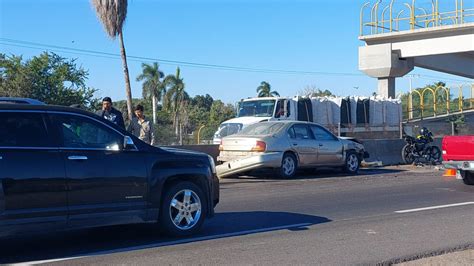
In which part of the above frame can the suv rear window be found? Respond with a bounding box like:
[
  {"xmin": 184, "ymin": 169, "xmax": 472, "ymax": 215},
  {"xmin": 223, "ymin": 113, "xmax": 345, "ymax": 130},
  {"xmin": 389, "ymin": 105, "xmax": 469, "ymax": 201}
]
[{"xmin": 0, "ymin": 112, "xmax": 50, "ymax": 147}]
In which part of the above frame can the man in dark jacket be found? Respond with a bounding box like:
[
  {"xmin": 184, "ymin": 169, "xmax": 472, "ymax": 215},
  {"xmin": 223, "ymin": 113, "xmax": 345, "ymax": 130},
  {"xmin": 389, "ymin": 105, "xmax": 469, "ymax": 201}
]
[{"xmin": 96, "ymin": 97, "xmax": 125, "ymax": 129}]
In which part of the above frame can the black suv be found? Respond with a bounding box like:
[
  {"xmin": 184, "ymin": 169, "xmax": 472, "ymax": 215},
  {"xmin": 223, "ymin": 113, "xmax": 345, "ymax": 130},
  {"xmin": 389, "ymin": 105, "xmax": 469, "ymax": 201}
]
[{"xmin": 0, "ymin": 104, "xmax": 219, "ymax": 237}]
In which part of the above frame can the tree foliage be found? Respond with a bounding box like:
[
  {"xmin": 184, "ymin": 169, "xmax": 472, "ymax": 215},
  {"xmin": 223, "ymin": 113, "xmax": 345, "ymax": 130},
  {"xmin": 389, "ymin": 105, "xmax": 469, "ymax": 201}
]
[
  {"xmin": 0, "ymin": 52, "xmax": 98, "ymax": 109},
  {"xmin": 136, "ymin": 62, "xmax": 165, "ymax": 124},
  {"xmin": 91, "ymin": 0, "xmax": 134, "ymax": 122},
  {"xmin": 163, "ymin": 67, "xmax": 189, "ymax": 143},
  {"xmin": 299, "ymin": 85, "xmax": 334, "ymax": 97},
  {"xmin": 137, "ymin": 62, "xmax": 165, "ymax": 100},
  {"xmin": 257, "ymin": 81, "xmax": 280, "ymax": 97}
]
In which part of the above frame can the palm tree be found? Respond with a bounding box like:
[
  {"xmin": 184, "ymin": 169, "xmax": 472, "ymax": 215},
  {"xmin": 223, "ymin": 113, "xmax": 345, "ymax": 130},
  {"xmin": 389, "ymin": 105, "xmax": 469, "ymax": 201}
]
[
  {"xmin": 91, "ymin": 0, "xmax": 133, "ymax": 122},
  {"xmin": 257, "ymin": 81, "xmax": 280, "ymax": 97},
  {"xmin": 136, "ymin": 62, "xmax": 165, "ymax": 124},
  {"xmin": 164, "ymin": 67, "xmax": 189, "ymax": 144}
]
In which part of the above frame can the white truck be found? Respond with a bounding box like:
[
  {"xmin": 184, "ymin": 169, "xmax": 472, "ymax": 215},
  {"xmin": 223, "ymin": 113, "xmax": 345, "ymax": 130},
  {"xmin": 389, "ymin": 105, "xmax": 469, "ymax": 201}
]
[
  {"xmin": 213, "ymin": 95, "xmax": 402, "ymax": 144},
  {"xmin": 213, "ymin": 97, "xmax": 300, "ymax": 144}
]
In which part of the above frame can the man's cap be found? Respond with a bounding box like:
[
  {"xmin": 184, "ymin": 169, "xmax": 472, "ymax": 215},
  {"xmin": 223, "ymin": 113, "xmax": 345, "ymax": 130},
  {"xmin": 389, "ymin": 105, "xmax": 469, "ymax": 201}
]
[{"xmin": 102, "ymin": 97, "xmax": 112, "ymax": 103}]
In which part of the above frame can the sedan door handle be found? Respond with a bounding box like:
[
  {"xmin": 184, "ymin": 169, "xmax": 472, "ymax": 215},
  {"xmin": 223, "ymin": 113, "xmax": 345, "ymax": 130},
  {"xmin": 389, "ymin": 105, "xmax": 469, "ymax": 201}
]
[
  {"xmin": 292, "ymin": 143, "xmax": 298, "ymax": 146},
  {"xmin": 318, "ymin": 144, "xmax": 323, "ymax": 147},
  {"xmin": 68, "ymin": 155, "xmax": 88, "ymax": 161}
]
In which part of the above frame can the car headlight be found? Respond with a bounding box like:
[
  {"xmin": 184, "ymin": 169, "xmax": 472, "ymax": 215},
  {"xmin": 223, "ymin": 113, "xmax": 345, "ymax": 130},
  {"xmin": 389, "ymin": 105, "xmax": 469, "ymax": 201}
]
[{"xmin": 208, "ymin": 155, "xmax": 216, "ymax": 174}]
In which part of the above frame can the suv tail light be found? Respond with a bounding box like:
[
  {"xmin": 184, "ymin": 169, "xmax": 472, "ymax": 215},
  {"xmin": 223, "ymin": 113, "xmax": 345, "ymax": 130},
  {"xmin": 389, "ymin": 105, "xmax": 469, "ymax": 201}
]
[{"xmin": 251, "ymin": 141, "xmax": 266, "ymax": 152}]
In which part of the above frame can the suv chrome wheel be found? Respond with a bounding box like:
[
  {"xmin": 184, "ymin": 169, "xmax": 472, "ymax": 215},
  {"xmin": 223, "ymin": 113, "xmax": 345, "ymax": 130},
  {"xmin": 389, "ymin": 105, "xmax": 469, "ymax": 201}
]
[
  {"xmin": 169, "ymin": 189, "xmax": 202, "ymax": 230},
  {"xmin": 160, "ymin": 181, "xmax": 207, "ymax": 236}
]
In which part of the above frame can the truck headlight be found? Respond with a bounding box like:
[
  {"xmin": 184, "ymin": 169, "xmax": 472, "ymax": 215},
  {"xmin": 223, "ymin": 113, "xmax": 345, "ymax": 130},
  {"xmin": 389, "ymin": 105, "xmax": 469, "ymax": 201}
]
[{"xmin": 208, "ymin": 155, "xmax": 216, "ymax": 174}]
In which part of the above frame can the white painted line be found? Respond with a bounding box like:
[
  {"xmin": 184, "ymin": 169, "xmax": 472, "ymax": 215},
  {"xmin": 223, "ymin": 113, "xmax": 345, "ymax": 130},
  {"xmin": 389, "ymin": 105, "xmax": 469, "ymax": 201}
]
[
  {"xmin": 395, "ymin": 202, "xmax": 474, "ymax": 214},
  {"xmin": 12, "ymin": 222, "xmax": 312, "ymax": 265}
]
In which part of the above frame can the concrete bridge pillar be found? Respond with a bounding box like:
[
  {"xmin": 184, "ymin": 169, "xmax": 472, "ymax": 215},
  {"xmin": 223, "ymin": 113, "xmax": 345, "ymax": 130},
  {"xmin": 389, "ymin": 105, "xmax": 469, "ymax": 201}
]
[{"xmin": 378, "ymin": 77, "xmax": 395, "ymax": 98}]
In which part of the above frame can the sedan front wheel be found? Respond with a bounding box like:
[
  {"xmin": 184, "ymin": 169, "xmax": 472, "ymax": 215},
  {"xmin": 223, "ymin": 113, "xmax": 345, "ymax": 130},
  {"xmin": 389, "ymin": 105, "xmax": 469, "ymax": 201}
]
[{"xmin": 344, "ymin": 151, "xmax": 360, "ymax": 175}]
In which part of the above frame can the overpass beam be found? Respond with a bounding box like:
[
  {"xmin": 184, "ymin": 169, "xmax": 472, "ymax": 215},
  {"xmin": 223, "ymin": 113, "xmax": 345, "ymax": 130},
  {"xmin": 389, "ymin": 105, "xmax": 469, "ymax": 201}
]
[{"xmin": 414, "ymin": 54, "xmax": 474, "ymax": 79}]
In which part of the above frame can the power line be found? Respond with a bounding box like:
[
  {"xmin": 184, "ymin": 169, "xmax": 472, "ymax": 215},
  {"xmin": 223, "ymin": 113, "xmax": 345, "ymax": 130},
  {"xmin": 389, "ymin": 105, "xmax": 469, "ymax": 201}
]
[
  {"xmin": 0, "ymin": 37, "xmax": 365, "ymax": 76},
  {"xmin": 1, "ymin": 37, "xmax": 472, "ymax": 84}
]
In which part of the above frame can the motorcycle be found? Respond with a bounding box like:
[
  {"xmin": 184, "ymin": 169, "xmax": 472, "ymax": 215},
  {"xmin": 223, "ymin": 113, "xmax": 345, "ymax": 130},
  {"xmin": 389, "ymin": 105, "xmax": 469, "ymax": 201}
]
[{"xmin": 401, "ymin": 135, "xmax": 441, "ymax": 165}]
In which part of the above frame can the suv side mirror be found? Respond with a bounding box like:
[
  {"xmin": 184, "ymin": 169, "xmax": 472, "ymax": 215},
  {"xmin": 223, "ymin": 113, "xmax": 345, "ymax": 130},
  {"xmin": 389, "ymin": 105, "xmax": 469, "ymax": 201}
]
[{"xmin": 123, "ymin": 136, "xmax": 137, "ymax": 150}]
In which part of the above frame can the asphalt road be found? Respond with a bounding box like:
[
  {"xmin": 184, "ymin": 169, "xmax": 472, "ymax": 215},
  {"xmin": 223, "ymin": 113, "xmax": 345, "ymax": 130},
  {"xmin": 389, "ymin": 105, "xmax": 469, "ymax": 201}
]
[{"xmin": 1, "ymin": 165, "xmax": 473, "ymax": 265}]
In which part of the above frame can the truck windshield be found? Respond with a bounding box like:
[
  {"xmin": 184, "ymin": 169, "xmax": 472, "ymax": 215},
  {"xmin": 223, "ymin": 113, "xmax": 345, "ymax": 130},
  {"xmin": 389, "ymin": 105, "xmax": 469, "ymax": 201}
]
[{"xmin": 237, "ymin": 100, "xmax": 276, "ymax": 117}]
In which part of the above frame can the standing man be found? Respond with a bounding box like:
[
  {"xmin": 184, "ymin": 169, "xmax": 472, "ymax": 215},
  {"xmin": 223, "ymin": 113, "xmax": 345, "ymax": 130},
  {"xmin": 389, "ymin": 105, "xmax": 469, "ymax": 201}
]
[
  {"xmin": 129, "ymin": 104, "xmax": 155, "ymax": 145},
  {"xmin": 97, "ymin": 97, "xmax": 125, "ymax": 129}
]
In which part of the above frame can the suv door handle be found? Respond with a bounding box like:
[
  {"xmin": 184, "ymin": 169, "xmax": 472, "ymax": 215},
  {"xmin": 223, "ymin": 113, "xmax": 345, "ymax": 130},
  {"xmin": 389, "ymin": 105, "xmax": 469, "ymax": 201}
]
[
  {"xmin": 68, "ymin": 155, "xmax": 88, "ymax": 161},
  {"xmin": 293, "ymin": 143, "xmax": 298, "ymax": 146}
]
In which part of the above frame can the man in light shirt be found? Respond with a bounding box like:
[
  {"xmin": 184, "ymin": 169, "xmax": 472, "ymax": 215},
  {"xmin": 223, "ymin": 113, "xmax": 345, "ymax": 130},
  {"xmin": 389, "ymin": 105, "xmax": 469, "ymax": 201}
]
[{"xmin": 128, "ymin": 104, "xmax": 155, "ymax": 145}]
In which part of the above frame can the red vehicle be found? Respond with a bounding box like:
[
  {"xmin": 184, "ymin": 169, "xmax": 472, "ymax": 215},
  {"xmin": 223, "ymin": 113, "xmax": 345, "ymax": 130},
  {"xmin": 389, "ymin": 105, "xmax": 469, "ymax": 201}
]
[{"xmin": 442, "ymin": 135, "xmax": 474, "ymax": 185}]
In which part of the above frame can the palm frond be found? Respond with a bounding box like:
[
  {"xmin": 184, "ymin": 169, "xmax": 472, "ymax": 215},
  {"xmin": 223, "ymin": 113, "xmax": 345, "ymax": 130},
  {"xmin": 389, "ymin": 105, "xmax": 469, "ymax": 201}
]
[{"xmin": 91, "ymin": 0, "xmax": 128, "ymax": 39}]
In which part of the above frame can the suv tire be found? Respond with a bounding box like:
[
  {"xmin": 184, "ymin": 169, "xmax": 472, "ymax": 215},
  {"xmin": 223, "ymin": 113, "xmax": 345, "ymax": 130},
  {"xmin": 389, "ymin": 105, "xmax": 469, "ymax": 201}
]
[{"xmin": 159, "ymin": 181, "xmax": 207, "ymax": 236}]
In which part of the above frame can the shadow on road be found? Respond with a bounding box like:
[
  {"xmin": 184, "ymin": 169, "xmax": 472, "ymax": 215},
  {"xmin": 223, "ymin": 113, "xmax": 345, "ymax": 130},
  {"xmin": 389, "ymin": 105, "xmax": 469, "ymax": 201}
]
[
  {"xmin": 0, "ymin": 211, "xmax": 331, "ymax": 264},
  {"xmin": 225, "ymin": 167, "xmax": 407, "ymax": 181}
]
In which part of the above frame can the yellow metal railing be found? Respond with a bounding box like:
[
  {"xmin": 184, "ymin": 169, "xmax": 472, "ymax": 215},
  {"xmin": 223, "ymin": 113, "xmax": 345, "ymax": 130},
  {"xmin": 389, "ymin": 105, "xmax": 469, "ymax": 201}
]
[
  {"xmin": 361, "ymin": 0, "xmax": 474, "ymax": 36},
  {"xmin": 405, "ymin": 83, "xmax": 474, "ymax": 120}
]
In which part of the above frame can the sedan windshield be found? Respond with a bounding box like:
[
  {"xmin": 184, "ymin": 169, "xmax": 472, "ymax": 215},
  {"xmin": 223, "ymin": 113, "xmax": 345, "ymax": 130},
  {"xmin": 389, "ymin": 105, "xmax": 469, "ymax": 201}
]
[{"xmin": 239, "ymin": 122, "xmax": 285, "ymax": 136}]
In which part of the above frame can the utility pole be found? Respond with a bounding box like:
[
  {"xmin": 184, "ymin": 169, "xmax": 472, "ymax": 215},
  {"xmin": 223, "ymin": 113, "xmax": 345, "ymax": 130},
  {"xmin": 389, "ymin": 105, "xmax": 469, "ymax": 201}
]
[
  {"xmin": 408, "ymin": 75, "xmax": 413, "ymax": 120},
  {"xmin": 407, "ymin": 74, "xmax": 420, "ymax": 120}
]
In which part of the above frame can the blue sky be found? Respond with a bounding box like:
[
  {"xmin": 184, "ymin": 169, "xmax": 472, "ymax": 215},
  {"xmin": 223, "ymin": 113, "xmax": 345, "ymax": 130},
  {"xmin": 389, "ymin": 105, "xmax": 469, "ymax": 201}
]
[{"xmin": 0, "ymin": 0, "xmax": 471, "ymax": 104}]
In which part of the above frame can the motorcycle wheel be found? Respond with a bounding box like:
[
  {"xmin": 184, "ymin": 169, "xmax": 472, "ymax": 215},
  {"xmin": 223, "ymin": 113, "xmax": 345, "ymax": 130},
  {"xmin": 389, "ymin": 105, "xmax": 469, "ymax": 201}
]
[{"xmin": 402, "ymin": 144, "xmax": 415, "ymax": 164}]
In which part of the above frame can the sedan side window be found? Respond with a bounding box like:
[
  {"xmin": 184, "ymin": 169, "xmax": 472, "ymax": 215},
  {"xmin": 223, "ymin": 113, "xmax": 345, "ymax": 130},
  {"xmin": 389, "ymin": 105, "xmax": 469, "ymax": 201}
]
[
  {"xmin": 51, "ymin": 114, "xmax": 122, "ymax": 150},
  {"xmin": 311, "ymin": 125, "xmax": 337, "ymax": 141},
  {"xmin": 287, "ymin": 127, "xmax": 296, "ymax": 139},
  {"xmin": 0, "ymin": 112, "xmax": 50, "ymax": 147},
  {"xmin": 292, "ymin": 124, "xmax": 314, "ymax": 140}
]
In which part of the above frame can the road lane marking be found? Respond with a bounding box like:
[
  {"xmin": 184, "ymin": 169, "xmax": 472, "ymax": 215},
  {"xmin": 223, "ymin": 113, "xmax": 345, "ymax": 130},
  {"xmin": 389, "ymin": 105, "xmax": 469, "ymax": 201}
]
[
  {"xmin": 395, "ymin": 202, "xmax": 474, "ymax": 214},
  {"xmin": 11, "ymin": 222, "xmax": 312, "ymax": 265}
]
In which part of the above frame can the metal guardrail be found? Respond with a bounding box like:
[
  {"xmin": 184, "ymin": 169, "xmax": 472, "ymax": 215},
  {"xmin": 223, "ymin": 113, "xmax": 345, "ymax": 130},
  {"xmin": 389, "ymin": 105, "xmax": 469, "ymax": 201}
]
[
  {"xmin": 360, "ymin": 0, "xmax": 474, "ymax": 36},
  {"xmin": 404, "ymin": 83, "xmax": 474, "ymax": 120}
]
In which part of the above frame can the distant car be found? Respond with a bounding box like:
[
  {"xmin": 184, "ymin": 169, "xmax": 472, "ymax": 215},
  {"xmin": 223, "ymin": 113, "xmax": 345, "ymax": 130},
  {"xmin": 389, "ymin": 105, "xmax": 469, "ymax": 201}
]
[
  {"xmin": 0, "ymin": 103, "xmax": 219, "ymax": 237},
  {"xmin": 217, "ymin": 121, "xmax": 368, "ymax": 178},
  {"xmin": 0, "ymin": 97, "xmax": 45, "ymax": 105}
]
